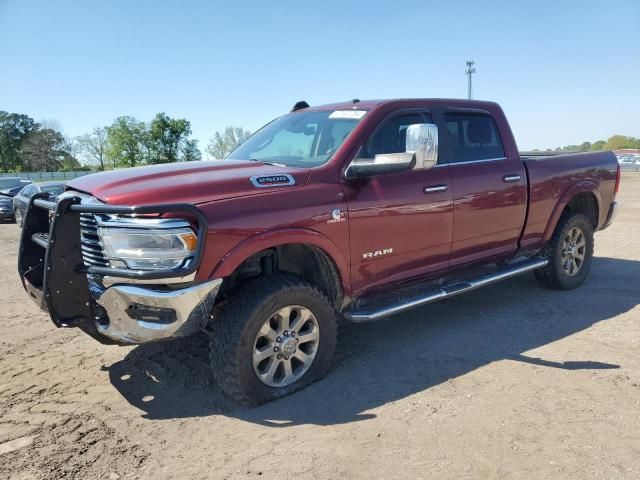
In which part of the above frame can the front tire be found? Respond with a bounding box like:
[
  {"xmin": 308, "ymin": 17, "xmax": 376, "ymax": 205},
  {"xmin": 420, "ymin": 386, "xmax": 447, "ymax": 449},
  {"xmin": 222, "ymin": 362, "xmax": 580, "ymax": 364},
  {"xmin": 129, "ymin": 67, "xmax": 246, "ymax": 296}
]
[
  {"xmin": 208, "ymin": 275, "xmax": 337, "ymax": 405},
  {"xmin": 14, "ymin": 209, "xmax": 23, "ymax": 227},
  {"xmin": 534, "ymin": 212, "xmax": 594, "ymax": 290}
]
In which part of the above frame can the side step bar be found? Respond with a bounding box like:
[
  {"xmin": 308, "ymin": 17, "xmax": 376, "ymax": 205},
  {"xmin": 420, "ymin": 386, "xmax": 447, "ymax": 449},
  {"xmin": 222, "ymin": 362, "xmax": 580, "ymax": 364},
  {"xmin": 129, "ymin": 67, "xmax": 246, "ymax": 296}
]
[{"xmin": 343, "ymin": 257, "xmax": 548, "ymax": 323}]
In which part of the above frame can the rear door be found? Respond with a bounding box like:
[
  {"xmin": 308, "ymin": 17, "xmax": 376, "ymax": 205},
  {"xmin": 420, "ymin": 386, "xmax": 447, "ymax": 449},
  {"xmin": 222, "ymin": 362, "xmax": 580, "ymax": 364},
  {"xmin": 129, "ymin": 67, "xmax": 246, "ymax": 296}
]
[{"xmin": 443, "ymin": 110, "xmax": 527, "ymax": 266}]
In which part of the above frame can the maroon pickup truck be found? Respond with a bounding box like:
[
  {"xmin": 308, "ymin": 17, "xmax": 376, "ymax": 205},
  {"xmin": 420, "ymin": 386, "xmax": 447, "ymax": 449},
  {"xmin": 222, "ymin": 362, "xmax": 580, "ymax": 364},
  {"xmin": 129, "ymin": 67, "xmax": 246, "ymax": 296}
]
[{"xmin": 18, "ymin": 98, "xmax": 620, "ymax": 405}]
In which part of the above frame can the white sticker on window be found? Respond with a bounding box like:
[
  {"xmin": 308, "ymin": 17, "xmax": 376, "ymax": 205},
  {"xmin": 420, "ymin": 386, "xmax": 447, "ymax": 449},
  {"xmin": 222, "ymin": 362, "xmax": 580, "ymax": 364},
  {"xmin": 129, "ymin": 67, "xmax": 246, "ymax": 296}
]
[{"xmin": 329, "ymin": 110, "xmax": 367, "ymax": 119}]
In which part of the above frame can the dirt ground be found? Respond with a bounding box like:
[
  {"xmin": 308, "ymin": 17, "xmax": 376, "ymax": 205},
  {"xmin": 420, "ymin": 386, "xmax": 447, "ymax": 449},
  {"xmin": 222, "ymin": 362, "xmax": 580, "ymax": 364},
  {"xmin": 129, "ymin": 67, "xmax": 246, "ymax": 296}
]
[{"xmin": 1, "ymin": 174, "xmax": 639, "ymax": 480}]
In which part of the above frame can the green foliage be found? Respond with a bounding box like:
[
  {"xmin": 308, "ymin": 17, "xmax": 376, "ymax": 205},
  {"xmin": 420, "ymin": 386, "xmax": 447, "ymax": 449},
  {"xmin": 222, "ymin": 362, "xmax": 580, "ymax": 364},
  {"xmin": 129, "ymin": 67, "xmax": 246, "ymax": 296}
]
[
  {"xmin": 105, "ymin": 116, "xmax": 147, "ymax": 168},
  {"xmin": 206, "ymin": 126, "xmax": 251, "ymax": 159},
  {"xmin": 0, "ymin": 111, "xmax": 39, "ymax": 171},
  {"xmin": 105, "ymin": 113, "xmax": 202, "ymax": 168},
  {"xmin": 603, "ymin": 135, "xmax": 640, "ymax": 151},
  {"xmin": 182, "ymin": 139, "xmax": 202, "ymax": 162},
  {"xmin": 544, "ymin": 135, "xmax": 639, "ymax": 153},
  {"xmin": 147, "ymin": 113, "xmax": 196, "ymax": 163},
  {"xmin": 21, "ymin": 128, "xmax": 69, "ymax": 172},
  {"xmin": 61, "ymin": 154, "xmax": 82, "ymax": 171},
  {"xmin": 2, "ymin": 109, "xmax": 206, "ymax": 172}
]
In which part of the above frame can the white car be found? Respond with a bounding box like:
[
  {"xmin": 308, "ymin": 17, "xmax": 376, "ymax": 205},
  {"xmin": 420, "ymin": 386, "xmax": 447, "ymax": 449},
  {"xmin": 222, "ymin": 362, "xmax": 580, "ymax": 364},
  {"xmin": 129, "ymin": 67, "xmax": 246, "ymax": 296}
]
[{"xmin": 617, "ymin": 156, "xmax": 640, "ymax": 171}]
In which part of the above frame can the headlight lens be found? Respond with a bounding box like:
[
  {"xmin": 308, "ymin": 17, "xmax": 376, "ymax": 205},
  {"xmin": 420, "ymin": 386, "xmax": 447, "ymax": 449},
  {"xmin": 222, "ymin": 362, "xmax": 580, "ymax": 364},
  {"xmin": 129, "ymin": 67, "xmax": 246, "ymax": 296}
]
[{"xmin": 98, "ymin": 221, "xmax": 197, "ymax": 270}]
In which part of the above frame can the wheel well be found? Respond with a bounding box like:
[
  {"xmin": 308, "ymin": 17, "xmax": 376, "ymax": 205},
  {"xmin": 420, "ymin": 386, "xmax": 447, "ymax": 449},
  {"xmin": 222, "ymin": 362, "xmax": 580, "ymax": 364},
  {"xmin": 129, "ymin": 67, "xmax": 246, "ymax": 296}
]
[
  {"xmin": 219, "ymin": 244, "xmax": 343, "ymax": 308},
  {"xmin": 564, "ymin": 192, "xmax": 598, "ymax": 229}
]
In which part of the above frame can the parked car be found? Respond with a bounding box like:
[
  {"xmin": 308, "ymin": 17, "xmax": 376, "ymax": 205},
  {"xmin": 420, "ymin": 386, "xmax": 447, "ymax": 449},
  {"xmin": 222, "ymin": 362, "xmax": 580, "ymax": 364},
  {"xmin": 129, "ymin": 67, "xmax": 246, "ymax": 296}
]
[
  {"xmin": 0, "ymin": 177, "xmax": 31, "ymax": 222},
  {"xmin": 18, "ymin": 98, "xmax": 619, "ymax": 405},
  {"xmin": 618, "ymin": 155, "xmax": 640, "ymax": 171},
  {"xmin": 13, "ymin": 182, "xmax": 66, "ymax": 226}
]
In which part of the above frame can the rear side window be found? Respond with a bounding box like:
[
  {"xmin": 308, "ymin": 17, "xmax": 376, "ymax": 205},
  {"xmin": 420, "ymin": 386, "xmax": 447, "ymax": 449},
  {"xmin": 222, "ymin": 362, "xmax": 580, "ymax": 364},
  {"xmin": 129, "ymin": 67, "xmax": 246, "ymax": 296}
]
[{"xmin": 444, "ymin": 113, "xmax": 505, "ymax": 163}]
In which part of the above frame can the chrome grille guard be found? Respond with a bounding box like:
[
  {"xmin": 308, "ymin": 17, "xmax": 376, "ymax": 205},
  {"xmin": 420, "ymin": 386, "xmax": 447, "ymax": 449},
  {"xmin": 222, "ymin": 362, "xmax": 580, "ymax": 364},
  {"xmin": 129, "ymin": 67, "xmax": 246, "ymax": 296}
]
[{"xmin": 17, "ymin": 191, "xmax": 208, "ymax": 343}]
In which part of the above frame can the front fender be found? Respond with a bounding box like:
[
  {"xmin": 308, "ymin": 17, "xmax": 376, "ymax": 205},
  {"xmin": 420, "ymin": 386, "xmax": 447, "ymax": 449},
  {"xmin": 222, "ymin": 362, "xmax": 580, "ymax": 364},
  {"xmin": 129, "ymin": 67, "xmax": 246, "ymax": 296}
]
[
  {"xmin": 208, "ymin": 228, "xmax": 351, "ymax": 295},
  {"xmin": 542, "ymin": 181, "xmax": 602, "ymax": 243}
]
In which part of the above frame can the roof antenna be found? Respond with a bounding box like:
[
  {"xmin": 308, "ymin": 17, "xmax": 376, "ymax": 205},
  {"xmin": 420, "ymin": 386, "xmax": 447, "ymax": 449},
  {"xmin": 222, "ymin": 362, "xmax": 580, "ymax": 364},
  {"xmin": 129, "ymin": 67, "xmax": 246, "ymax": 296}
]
[
  {"xmin": 291, "ymin": 101, "xmax": 310, "ymax": 112},
  {"xmin": 351, "ymin": 98, "xmax": 360, "ymax": 103}
]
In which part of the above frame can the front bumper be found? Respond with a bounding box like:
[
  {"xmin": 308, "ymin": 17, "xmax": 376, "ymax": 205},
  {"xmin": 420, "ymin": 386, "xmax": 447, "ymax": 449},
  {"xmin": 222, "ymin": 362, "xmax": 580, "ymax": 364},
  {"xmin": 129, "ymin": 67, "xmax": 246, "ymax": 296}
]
[
  {"xmin": 90, "ymin": 277, "xmax": 222, "ymax": 344},
  {"xmin": 17, "ymin": 192, "xmax": 217, "ymax": 345}
]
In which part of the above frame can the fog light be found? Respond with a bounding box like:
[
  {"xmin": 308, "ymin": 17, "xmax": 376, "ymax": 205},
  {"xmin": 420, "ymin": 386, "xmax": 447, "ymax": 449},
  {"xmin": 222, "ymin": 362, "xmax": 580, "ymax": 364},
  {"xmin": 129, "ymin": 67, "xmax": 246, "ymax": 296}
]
[{"xmin": 126, "ymin": 303, "xmax": 177, "ymax": 325}]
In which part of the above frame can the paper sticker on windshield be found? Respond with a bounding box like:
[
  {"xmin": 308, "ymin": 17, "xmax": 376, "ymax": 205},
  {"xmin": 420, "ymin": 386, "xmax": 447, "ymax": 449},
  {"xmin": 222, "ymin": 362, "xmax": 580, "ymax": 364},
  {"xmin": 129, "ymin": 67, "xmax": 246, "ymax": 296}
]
[{"xmin": 329, "ymin": 110, "xmax": 367, "ymax": 120}]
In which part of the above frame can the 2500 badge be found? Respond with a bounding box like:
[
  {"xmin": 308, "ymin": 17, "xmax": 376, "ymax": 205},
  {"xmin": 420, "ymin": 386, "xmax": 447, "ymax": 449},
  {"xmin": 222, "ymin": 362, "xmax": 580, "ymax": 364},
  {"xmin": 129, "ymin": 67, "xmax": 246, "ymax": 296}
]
[{"xmin": 250, "ymin": 174, "xmax": 296, "ymax": 188}]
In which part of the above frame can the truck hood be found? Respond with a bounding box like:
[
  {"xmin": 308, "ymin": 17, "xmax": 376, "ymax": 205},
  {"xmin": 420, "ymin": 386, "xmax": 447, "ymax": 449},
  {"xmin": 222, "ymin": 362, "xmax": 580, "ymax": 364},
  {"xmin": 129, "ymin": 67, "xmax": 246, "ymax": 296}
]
[{"xmin": 67, "ymin": 160, "xmax": 311, "ymax": 206}]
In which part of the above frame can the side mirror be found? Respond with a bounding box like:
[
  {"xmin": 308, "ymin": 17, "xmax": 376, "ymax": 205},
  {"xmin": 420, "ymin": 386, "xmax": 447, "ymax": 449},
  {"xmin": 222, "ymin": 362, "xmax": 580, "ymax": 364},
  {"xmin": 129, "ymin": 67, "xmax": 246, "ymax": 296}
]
[
  {"xmin": 347, "ymin": 152, "xmax": 415, "ymax": 177},
  {"xmin": 406, "ymin": 123, "xmax": 438, "ymax": 169}
]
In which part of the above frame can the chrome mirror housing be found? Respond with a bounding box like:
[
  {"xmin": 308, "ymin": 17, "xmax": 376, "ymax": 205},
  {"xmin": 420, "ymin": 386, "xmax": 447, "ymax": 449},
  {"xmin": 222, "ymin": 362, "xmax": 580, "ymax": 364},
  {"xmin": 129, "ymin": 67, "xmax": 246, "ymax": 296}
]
[
  {"xmin": 406, "ymin": 123, "xmax": 438, "ymax": 169},
  {"xmin": 347, "ymin": 153, "xmax": 415, "ymax": 177}
]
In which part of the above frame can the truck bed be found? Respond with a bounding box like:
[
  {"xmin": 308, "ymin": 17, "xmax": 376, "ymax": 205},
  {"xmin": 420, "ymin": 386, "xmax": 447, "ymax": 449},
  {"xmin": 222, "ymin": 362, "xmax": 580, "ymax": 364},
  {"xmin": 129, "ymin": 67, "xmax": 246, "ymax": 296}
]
[{"xmin": 520, "ymin": 150, "xmax": 618, "ymax": 252}]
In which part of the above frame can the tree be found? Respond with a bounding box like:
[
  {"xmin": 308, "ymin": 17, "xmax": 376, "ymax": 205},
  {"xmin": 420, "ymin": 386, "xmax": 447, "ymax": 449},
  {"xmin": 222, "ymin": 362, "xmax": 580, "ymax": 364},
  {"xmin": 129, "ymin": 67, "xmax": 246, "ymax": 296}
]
[
  {"xmin": 182, "ymin": 139, "xmax": 202, "ymax": 162},
  {"xmin": 77, "ymin": 127, "xmax": 108, "ymax": 170},
  {"xmin": 105, "ymin": 116, "xmax": 146, "ymax": 168},
  {"xmin": 603, "ymin": 135, "xmax": 640, "ymax": 151},
  {"xmin": 206, "ymin": 126, "xmax": 251, "ymax": 159},
  {"xmin": 0, "ymin": 111, "xmax": 39, "ymax": 172},
  {"xmin": 591, "ymin": 140, "xmax": 606, "ymax": 151},
  {"xmin": 21, "ymin": 128, "xmax": 67, "ymax": 171},
  {"xmin": 147, "ymin": 113, "xmax": 193, "ymax": 163}
]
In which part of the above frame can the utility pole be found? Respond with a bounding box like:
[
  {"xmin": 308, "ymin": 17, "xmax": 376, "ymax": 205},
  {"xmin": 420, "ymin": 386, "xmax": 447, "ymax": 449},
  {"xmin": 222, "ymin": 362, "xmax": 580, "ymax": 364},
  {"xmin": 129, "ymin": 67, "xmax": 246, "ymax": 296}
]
[{"xmin": 465, "ymin": 60, "xmax": 476, "ymax": 99}]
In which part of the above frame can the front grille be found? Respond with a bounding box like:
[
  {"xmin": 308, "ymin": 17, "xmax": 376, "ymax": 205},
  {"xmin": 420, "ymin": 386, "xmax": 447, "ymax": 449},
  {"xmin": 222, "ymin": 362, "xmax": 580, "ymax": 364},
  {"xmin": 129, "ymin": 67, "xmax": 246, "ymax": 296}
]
[{"xmin": 79, "ymin": 213, "xmax": 109, "ymax": 267}]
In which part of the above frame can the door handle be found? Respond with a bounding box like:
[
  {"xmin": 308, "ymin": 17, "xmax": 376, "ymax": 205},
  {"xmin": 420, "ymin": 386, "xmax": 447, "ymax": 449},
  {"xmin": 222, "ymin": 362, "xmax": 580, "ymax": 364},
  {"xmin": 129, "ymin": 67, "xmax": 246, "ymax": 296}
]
[
  {"xmin": 424, "ymin": 184, "xmax": 448, "ymax": 193},
  {"xmin": 502, "ymin": 174, "xmax": 521, "ymax": 182}
]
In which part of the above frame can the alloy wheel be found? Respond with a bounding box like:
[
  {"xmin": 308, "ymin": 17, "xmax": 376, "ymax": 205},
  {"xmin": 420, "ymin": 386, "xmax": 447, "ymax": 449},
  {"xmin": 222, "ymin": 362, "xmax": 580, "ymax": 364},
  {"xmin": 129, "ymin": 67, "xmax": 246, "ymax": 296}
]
[
  {"xmin": 561, "ymin": 226, "xmax": 586, "ymax": 276},
  {"xmin": 252, "ymin": 305, "xmax": 320, "ymax": 387}
]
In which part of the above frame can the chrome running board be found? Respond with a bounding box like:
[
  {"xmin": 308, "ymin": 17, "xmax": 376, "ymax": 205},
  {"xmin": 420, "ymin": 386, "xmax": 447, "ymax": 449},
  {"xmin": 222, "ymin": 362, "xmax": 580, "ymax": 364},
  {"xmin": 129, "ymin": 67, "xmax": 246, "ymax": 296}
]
[{"xmin": 343, "ymin": 257, "xmax": 548, "ymax": 323}]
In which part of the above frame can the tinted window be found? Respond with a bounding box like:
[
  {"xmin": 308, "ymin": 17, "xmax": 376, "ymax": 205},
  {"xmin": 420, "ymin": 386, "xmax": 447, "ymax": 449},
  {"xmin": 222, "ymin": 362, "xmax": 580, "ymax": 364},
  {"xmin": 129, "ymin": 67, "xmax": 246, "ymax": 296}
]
[
  {"xmin": 444, "ymin": 113, "xmax": 504, "ymax": 163},
  {"xmin": 41, "ymin": 185, "xmax": 65, "ymax": 196},
  {"xmin": 359, "ymin": 112, "xmax": 432, "ymax": 159},
  {"xmin": 22, "ymin": 185, "xmax": 38, "ymax": 197}
]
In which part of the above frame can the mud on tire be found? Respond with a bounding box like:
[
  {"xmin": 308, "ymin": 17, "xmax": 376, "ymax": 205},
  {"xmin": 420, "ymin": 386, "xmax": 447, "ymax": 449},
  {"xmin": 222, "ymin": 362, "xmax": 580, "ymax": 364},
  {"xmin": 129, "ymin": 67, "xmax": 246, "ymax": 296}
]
[
  {"xmin": 207, "ymin": 274, "xmax": 337, "ymax": 405},
  {"xmin": 534, "ymin": 212, "xmax": 594, "ymax": 290}
]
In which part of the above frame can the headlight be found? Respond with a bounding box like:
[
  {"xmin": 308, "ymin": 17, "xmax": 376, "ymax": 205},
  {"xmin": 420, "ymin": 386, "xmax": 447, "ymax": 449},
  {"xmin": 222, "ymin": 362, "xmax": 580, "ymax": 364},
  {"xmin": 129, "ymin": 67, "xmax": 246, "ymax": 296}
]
[{"xmin": 97, "ymin": 218, "xmax": 197, "ymax": 271}]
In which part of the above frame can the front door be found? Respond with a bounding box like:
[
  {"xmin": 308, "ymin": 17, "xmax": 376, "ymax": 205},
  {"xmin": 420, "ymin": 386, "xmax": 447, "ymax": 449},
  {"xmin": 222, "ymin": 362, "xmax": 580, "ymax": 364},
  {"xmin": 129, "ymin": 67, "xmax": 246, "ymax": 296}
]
[
  {"xmin": 444, "ymin": 111, "xmax": 527, "ymax": 266},
  {"xmin": 343, "ymin": 111, "xmax": 453, "ymax": 294}
]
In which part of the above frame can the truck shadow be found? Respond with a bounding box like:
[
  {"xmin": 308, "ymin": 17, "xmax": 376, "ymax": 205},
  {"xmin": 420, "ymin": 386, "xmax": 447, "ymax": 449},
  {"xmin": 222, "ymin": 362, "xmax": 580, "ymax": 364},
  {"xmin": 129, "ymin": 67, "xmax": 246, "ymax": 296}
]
[{"xmin": 108, "ymin": 256, "xmax": 638, "ymax": 426}]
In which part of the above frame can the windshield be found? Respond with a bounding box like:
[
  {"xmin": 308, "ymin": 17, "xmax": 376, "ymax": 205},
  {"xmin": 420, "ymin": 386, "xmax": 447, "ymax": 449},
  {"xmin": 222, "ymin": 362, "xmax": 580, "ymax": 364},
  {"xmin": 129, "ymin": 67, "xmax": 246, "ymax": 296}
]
[
  {"xmin": 0, "ymin": 178, "xmax": 30, "ymax": 190},
  {"xmin": 227, "ymin": 109, "xmax": 368, "ymax": 168}
]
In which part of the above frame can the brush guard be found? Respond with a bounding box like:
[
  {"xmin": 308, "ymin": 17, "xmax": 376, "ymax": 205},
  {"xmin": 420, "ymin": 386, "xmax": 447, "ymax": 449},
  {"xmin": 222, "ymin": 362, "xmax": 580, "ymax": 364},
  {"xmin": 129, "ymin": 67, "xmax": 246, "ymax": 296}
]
[{"xmin": 17, "ymin": 192, "xmax": 208, "ymax": 344}]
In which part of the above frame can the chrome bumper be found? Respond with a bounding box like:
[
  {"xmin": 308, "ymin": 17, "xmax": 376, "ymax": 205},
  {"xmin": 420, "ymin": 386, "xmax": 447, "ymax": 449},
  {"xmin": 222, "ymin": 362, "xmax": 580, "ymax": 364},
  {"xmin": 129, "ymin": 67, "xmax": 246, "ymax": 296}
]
[
  {"xmin": 601, "ymin": 201, "xmax": 619, "ymax": 230},
  {"xmin": 91, "ymin": 278, "xmax": 222, "ymax": 344}
]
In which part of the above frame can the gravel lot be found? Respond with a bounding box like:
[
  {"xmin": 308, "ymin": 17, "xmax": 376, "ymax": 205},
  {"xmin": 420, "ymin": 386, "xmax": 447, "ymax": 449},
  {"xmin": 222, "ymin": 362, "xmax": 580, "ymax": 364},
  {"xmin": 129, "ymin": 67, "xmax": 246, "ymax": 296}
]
[{"xmin": 1, "ymin": 174, "xmax": 639, "ymax": 480}]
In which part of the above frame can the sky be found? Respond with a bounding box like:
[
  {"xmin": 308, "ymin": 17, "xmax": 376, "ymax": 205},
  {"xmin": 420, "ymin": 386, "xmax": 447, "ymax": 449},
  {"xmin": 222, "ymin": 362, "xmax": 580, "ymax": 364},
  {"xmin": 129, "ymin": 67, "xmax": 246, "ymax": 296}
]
[{"xmin": 1, "ymin": 0, "xmax": 638, "ymax": 153}]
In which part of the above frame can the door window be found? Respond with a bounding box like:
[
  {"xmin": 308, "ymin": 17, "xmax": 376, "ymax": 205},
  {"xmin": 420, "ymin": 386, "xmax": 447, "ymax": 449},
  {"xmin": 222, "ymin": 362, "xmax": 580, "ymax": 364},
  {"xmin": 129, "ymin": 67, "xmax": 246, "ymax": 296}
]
[
  {"xmin": 444, "ymin": 113, "xmax": 504, "ymax": 163},
  {"xmin": 358, "ymin": 112, "xmax": 432, "ymax": 159},
  {"xmin": 22, "ymin": 185, "xmax": 37, "ymax": 197}
]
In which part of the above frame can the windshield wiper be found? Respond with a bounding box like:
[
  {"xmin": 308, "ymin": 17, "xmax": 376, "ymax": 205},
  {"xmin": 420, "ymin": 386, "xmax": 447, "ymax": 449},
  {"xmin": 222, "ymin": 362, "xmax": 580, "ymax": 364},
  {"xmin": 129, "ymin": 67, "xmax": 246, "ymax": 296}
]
[{"xmin": 248, "ymin": 158, "xmax": 286, "ymax": 167}]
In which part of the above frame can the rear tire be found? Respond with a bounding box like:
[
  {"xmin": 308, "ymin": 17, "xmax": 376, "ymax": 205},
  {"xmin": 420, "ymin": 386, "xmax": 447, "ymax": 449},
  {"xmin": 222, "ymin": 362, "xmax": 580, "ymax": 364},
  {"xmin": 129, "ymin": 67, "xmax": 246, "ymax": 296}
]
[
  {"xmin": 534, "ymin": 212, "xmax": 594, "ymax": 290},
  {"xmin": 207, "ymin": 274, "xmax": 337, "ymax": 405}
]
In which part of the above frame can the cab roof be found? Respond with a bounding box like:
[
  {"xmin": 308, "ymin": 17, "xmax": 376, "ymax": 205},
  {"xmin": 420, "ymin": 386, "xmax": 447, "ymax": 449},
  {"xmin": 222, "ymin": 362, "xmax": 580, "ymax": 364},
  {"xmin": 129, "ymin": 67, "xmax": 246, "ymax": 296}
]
[{"xmin": 304, "ymin": 98, "xmax": 500, "ymax": 112}]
